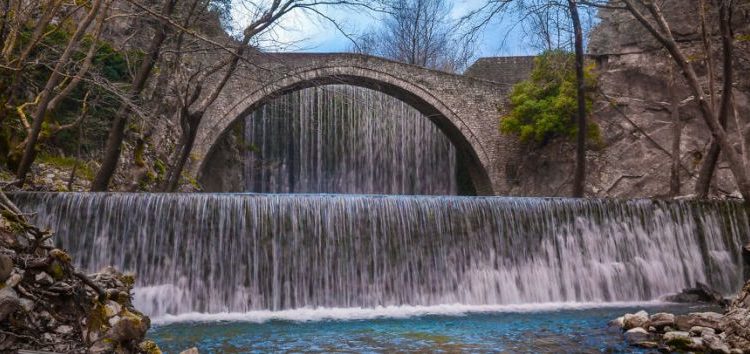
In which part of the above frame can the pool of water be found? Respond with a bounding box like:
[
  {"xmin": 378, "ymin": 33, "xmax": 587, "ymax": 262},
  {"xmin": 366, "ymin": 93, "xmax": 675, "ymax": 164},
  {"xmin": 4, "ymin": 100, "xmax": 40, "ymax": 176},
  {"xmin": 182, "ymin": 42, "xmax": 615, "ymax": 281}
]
[{"xmin": 149, "ymin": 303, "xmax": 716, "ymax": 353}]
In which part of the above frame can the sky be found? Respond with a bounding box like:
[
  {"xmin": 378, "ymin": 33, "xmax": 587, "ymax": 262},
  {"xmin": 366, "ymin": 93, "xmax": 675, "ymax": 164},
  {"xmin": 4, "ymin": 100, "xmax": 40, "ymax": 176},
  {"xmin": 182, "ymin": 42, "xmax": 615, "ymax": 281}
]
[{"xmin": 230, "ymin": 0, "xmax": 538, "ymax": 64}]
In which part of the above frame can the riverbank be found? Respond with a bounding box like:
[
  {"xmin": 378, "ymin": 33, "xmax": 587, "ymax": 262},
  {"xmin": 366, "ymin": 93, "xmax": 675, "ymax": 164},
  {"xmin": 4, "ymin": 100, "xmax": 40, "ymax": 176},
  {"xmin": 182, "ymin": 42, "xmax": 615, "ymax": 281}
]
[
  {"xmin": 612, "ymin": 281, "xmax": 750, "ymax": 353},
  {"xmin": 0, "ymin": 194, "xmax": 157, "ymax": 353}
]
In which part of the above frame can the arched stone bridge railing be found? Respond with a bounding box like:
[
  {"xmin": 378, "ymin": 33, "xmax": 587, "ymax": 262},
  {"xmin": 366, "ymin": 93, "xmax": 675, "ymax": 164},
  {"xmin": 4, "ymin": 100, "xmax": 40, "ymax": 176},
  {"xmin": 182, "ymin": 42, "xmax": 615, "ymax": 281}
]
[{"xmin": 189, "ymin": 52, "xmax": 518, "ymax": 195}]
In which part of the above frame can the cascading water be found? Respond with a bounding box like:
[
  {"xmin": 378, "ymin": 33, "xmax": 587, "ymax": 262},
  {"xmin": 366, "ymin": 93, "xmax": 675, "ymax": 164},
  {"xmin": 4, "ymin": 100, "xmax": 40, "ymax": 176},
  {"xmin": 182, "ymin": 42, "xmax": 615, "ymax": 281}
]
[
  {"xmin": 11, "ymin": 193, "xmax": 749, "ymax": 318},
  {"xmin": 240, "ymin": 85, "xmax": 458, "ymax": 195}
]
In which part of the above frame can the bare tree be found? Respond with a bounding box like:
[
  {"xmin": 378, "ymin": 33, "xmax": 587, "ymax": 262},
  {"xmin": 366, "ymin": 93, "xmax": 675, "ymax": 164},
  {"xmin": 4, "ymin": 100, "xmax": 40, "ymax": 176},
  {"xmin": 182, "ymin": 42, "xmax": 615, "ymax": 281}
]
[
  {"xmin": 160, "ymin": 0, "xmax": 371, "ymax": 191},
  {"xmin": 355, "ymin": 0, "xmax": 473, "ymax": 72},
  {"xmin": 90, "ymin": 0, "xmax": 178, "ymax": 191},
  {"xmin": 587, "ymin": 0, "xmax": 750, "ymax": 200},
  {"xmin": 15, "ymin": 0, "xmax": 108, "ymax": 184},
  {"xmin": 568, "ymin": 0, "xmax": 586, "ymax": 197}
]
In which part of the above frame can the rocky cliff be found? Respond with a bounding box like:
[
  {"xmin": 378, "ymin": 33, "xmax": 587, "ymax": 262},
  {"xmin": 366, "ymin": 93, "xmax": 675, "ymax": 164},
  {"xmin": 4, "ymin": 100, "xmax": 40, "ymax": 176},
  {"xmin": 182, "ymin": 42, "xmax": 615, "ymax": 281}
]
[{"xmin": 507, "ymin": 0, "xmax": 750, "ymax": 198}]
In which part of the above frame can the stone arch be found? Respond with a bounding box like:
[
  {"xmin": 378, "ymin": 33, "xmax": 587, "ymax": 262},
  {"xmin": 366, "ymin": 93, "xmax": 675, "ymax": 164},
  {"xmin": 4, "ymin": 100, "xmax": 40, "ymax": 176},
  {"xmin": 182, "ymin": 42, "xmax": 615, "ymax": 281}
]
[{"xmin": 192, "ymin": 65, "xmax": 496, "ymax": 195}]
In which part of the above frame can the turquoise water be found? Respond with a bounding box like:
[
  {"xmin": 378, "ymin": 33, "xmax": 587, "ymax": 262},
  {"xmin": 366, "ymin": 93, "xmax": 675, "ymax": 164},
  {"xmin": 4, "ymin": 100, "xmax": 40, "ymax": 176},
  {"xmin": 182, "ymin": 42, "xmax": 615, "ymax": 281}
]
[{"xmin": 149, "ymin": 304, "xmax": 712, "ymax": 353}]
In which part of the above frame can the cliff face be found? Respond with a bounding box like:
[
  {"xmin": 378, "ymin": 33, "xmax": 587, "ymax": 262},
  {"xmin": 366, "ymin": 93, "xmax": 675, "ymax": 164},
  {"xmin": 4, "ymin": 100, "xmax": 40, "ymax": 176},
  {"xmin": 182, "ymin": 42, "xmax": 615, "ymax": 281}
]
[{"xmin": 507, "ymin": 0, "xmax": 750, "ymax": 198}]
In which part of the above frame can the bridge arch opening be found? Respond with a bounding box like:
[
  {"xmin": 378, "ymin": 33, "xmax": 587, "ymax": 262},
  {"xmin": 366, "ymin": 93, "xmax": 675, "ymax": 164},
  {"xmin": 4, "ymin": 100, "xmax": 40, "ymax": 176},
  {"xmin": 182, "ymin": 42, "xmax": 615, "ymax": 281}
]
[{"xmin": 196, "ymin": 69, "xmax": 495, "ymax": 195}]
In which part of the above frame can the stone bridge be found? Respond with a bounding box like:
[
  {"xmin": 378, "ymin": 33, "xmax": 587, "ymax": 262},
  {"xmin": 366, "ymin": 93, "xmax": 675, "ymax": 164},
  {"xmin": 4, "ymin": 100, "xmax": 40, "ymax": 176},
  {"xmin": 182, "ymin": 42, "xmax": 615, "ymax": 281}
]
[{"xmin": 190, "ymin": 52, "xmax": 528, "ymax": 195}]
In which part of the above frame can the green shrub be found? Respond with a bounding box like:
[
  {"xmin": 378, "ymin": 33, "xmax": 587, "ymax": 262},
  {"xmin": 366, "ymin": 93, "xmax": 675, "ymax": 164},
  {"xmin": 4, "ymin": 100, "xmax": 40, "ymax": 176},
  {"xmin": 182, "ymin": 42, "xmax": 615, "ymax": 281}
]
[{"xmin": 500, "ymin": 50, "xmax": 598, "ymax": 144}]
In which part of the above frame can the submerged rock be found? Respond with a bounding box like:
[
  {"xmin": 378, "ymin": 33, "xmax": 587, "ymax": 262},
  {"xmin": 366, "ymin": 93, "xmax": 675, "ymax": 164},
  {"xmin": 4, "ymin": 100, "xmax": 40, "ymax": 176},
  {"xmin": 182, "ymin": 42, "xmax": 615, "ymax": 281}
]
[
  {"xmin": 665, "ymin": 282, "xmax": 729, "ymax": 307},
  {"xmin": 624, "ymin": 327, "xmax": 651, "ymax": 344},
  {"xmin": 0, "ymin": 253, "xmax": 12, "ymax": 282}
]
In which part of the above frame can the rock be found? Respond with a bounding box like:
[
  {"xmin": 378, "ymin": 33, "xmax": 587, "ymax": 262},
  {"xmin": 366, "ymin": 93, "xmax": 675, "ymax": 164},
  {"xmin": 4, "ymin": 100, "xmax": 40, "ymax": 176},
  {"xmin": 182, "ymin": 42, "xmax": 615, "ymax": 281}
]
[
  {"xmin": 720, "ymin": 308, "xmax": 750, "ymax": 352},
  {"xmin": 109, "ymin": 315, "xmax": 121, "ymax": 327},
  {"xmin": 0, "ymin": 254, "xmax": 12, "ymax": 282},
  {"xmin": 180, "ymin": 347, "xmax": 200, "ymax": 354},
  {"xmin": 88, "ymin": 339, "xmax": 115, "ymax": 354},
  {"xmin": 139, "ymin": 340, "xmax": 163, "ymax": 354},
  {"xmin": 609, "ymin": 316, "xmax": 624, "ymax": 328},
  {"xmin": 743, "ymin": 243, "xmax": 750, "ymax": 284},
  {"xmin": 624, "ymin": 327, "xmax": 651, "ymax": 344},
  {"xmin": 649, "ymin": 312, "xmax": 675, "ymax": 330},
  {"xmin": 732, "ymin": 280, "xmax": 750, "ymax": 310},
  {"xmin": 55, "ymin": 325, "xmax": 74, "ymax": 335},
  {"xmin": 5, "ymin": 272, "xmax": 22, "ymax": 287},
  {"xmin": 666, "ymin": 282, "xmax": 729, "ymax": 307},
  {"xmin": 0, "ymin": 287, "xmax": 20, "ymax": 322},
  {"xmin": 663, "ymin": 331, "xmax": 693, "ymax": 349},
  {"xmin": 35, "ymin": 271, "xmax": 54, "ymax": 285},
  {"xmin": 703, "ymin": 334, "xmax": 731, "ymax": 354},
  {"xmin": 675, "ymin": 312, "xmax": 723, "ymax": 331},
  {"xmin": 104, "ymin": 300, "xmax": 122, "ymax": 317},
  {"xmin": 690, "ymin": 326, "xmax": 715, "ymax": 337},
  {"xmin": 623, "ymin": 310, "xmax": 649, "ymax": 330},
  {"xmin": 107, "ymin": 312, "xmax": 148, "ymax": 344},
  {"xmin": 19, "ymin": 298, "xmax": 34, "ymax": 312}
]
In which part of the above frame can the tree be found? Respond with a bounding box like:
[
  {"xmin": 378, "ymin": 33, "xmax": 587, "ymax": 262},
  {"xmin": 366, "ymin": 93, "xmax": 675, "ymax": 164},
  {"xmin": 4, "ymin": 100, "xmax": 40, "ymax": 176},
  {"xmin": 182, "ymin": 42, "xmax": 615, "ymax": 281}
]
[
  {"xmin": 90, "ymin": 0, "xmax": 178, "ymax": 191},
  {"xmin": 568, "ymin": 0, "xmax": 586, "ymax": 197},
  {"xmin": 500, "ymin": 51, "xmax": 596, "ymax": 145},
  {"xmin": 159, "ymin": 0, "xmax": 370, "ymax": 192},
  {"xmin": 589, "ymin": 0, "xmax": 749, "ymax": 200},
  {"xmin": 354, "ymin": 0, "xmax": 473, "ymax": 72},
  {"xmin": 462, "ymin": 0, "xmax": 591, "ymax": 197},
  {"xmin": 14, "ymin": 0, "xmax": 108, "ymax": 184}
]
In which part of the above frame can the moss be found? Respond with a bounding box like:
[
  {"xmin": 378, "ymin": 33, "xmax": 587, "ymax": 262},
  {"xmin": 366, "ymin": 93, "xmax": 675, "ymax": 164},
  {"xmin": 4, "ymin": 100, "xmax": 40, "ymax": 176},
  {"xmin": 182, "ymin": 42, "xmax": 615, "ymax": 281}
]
[
  {"xmin": 48, "ymin": 261, "xmax": 65, "ymax": 280},
  {"xmin": 664, "ymin": 337, "xmax": 692, "ymax": 350},
  {"xmin": 37, "ymin": 153, "xmax": 95, "ymax": 181},
  {"xmin": 182, "ymin": 173, "xmax": 202, "ymax": 190},
  {"xmin": 120, "ymin": 273, "xmax": 135, "ymax": 288},
  {"xmin": 737, "ymin": 34, "xmax": 750, "ymax": 42},
  {"xmin": 50, "ymin": 248, "xmax": 72, "ymax": 263},
  {"xmin": 85, "ymin": 303, "xmax": 109, "ymax": 341},
  {"xmin": 153, "ymin": 160, "xmax": 166, "ymax": 179},
  {"xmin": 138, "ymin": 340, "xmax": 162, "ymax": 354}
]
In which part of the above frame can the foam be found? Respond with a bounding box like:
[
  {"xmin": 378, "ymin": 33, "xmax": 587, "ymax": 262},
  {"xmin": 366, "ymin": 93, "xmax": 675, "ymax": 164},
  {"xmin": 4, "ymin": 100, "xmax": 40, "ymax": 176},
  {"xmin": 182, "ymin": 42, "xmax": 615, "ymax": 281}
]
[{"xmin": 151, "ymin": 301, "xmax": 666, "ymax": 326}]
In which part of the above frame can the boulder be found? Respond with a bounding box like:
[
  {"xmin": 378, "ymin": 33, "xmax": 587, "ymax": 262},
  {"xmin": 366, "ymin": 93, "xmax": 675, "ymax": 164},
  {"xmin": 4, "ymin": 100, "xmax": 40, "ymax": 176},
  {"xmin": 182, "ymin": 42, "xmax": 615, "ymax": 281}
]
[
  {"xmin": 609, "ymin": 316, "xmax": 624, "ymax": 328},
  {"xmin": 624, "ymin": 327, "xmax": 651, "ymax": 344},
  {"xmin": 0, "ymin": 287, "xmax": 20, "ymax": 322},
  {"xmin": 180, "ymin": 348, "xmax": 200, "ymax": 354},
  {"xmin": 665, "ymin": 282, "xmax": 728, "ymax": 306},
  {"xmin": 649, "ymin": 312, "xmax": 675, "ymax": 330},
  {"xmin": 623, "ymin": 310, "xmax": 649, "ymax": 330},
  {"xmin": 35, "ymin": 271, "xmax": 54, "ymax": 285},
  {"xmin": 690, "ymin": 326, "xmax": 715, "ymax": 337},
  {"xmin": 675, "ymin": 312, "xmax": 723, "ymax": 331},
  {"xmin": 0, "ymin": 254, "xmax": 12, "ymax": 282},
  {"xmin": 703, "ymin": 333, "xmax": 731, "ymax": 354},
  {"xmin": 664, "ymin": 331, "xmax": 694, "ymax": 350},
  {"xmin": 720, "ymin": 308, "xmax": 750, "ymax": 352},
  {"xmin": 732, "ymin": 280, "xmax": 750, "ymax": 310}
]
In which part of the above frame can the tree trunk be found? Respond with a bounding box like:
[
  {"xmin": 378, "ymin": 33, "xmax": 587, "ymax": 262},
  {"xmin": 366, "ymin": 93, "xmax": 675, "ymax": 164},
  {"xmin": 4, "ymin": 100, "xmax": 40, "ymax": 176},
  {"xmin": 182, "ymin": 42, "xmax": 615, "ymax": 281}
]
[
  {"xmin": 619, "ymin": 0, "xmax": 750, "ymax": 201},
  {"xmin": 568, "ymin": 0, "xmax": 586, "ymax": 198},
  {"xmin": 164, "ymin": 116, "xmax": 199, "ymax": 192},
  {"xmin": 669, "ymin": 66, "xmax": 682, "ymax": 197},
  {"xmin": 91, "ymin": 0, "xmax": 177, "ymax": 191},
  {"xmin": 15, "ymin": 0, "xmax": 103, "ymax": 184}
]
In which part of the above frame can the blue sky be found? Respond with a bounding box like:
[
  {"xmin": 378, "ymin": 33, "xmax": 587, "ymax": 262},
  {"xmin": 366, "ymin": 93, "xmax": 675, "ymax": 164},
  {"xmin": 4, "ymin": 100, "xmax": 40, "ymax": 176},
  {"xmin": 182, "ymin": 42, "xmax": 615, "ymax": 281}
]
[{"xmin": 231, "ymin": 0, "xmax": 537, "ymax": 61}]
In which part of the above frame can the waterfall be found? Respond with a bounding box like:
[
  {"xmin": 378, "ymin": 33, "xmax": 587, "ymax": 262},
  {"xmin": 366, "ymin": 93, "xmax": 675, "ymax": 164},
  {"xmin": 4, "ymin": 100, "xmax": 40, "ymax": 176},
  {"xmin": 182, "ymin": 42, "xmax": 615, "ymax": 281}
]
[
  {"xmin": 241, "ymin": 85, "xmax": 458, "ymax": 195},
  {"xmin": 10, "ymin": 193, "xmax": 749, "ymax": 317}
]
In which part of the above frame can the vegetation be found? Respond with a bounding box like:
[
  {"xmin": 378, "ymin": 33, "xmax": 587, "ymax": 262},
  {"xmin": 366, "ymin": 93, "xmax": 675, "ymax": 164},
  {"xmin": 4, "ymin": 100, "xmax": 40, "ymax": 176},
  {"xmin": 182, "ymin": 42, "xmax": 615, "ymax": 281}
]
[{"xmin": 500, "ymin": 50, "xmax": 598, "ymax": 145}]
